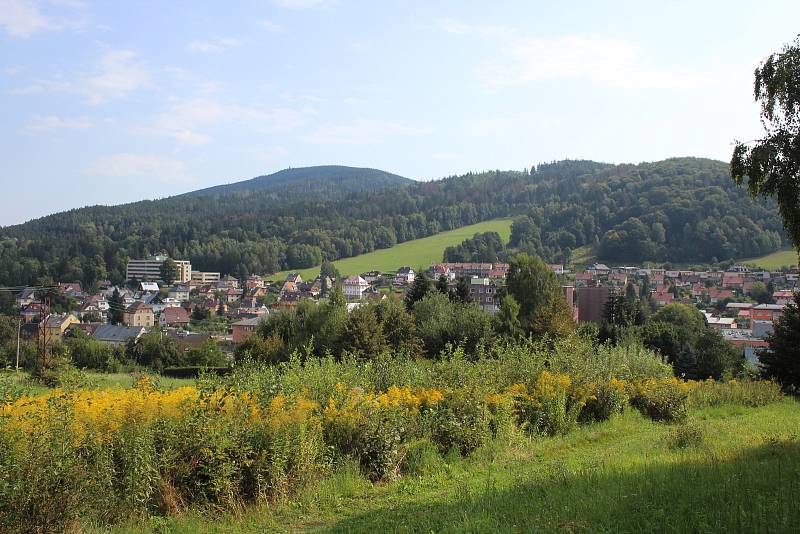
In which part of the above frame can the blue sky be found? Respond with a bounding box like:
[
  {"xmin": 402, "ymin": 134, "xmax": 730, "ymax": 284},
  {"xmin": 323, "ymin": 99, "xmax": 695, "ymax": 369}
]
[{"xmin": 1, "ymin": 1, "xmax": 798, "ymax": 226}]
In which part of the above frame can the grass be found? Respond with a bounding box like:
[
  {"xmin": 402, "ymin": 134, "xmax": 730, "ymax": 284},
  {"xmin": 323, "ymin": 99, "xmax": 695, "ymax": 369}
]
[
  {"xmin": 266, "ymin": 218, "xmax": 513, "ymax": 281},
  {"xmin": 0, "ymin": 369, "xmax": 195, "ymax": 394},
  {"xmin": 101, "ymin": 399, "xmax": 800, "ymax": 533},
  {"xmin": 739, "ymin": 248, "xmax": 799, "ymax": 270},
  {"xmin": 571, "ymin": 245, "xmax": 596, "ymax": 267}
]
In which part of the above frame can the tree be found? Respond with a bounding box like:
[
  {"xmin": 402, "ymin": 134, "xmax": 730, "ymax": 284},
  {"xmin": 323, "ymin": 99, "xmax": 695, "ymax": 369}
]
[
  {"xmin": 160, "ymin": 259, "xmax": 179, "ymax": 285},
  {"xmin": 405, "ymin": 272, "xmax": 433, "ymax": 310},
  {"xmin": 495, "ymin": 294, "xmax": 522, "ymax": 338},
  {"xmin": 320, "ymin": 260, "xmax": 340, "ymax": 281},
  {"xmin": 436, "ymin": 274, "xmax": 449, "ymax": 295},
  {"xmin": 506, "ymin": 253, "xmax": 574, "ymax": 337},
  {"xmin": 758, "ymin": 293, "xmax": 800, "ymax": 391},
  {"xmin": 453, "ymin": 276, "xmax": 471, "ymax": 304},
  {"xmin": 731, "ymin": 36, "xmax": 800, "ymax": 253},
  {"xmin": 191, "ymin": 306, "xmax": 211, "ymax": 321},
  {"xmin": 341, "ymin": 305, "xmax": 388, "ymax": 359},
  {"xmin": 749, "ymin": 281, "xmax": 772, "ymax": 304},
  {"xmin": 108, "ymin": 288, "xmax": 124, "ymax": 325}
]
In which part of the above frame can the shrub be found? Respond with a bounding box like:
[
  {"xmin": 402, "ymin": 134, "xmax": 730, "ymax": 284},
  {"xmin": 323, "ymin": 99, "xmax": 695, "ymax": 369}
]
[
  {"xmin": 514, "ymin": 371, "xmax": 588, "ymax": 436},
  {"xmin": 429, "ymin": 388, "xmax": 493, "ymax": 455},
  {"xmin": 630, "ymin": 378, "xmax": 689, "ymax": 423},
  {"xmin": 581, "ymin": 378, "xmax": 629, "ymax": 422}
]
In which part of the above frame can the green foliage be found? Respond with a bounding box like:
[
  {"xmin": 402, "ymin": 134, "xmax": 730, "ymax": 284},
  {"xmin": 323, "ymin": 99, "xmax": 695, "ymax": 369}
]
[
  {"xmin": 506, "ymin": 253, "xmax": 574, "ymax": 338},
  {"xmin": 159, "ymin": 259, "xmax": 178, "ymax": 285},
  {"xmin": 631, "ymin": 380, "xmax": 688, "ymax": 423},
  {"xmin": 108, "ymin": 288, "xmax": 125, "ymax": 325},
  {"xmin": 404, "ymin": 273, "xmax": 432, "ymax": 311},
  {"xmin": 125, "ymin": 331, "xmax": 181, "ymax": 371},
  {"xmin": 0, "ymin": 160, "xmax": 787, "ymax": 289},
  {"xmin": 443, "ymin": 231, "xmax": 506, "ymax": 262},
  {"xmin": 731, "ymin": 36, "xmax": 800, "ymax": 249},
  {"xmin": 666, "ymin": 420, "xmax": 704, "ymax": 449},
  {"xmin": 758, "ymin": 293, "xmax": 800, "ymax": 392},
  {"xmin": 340, "ymin": 305, "xmax": 389, "ymax": 360}
]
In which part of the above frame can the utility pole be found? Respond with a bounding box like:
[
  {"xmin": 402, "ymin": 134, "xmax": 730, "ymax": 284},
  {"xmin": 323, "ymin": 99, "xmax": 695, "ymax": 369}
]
[{"xmin": 15, "ymin": 318, "xmax": 21, "ymax": 372}]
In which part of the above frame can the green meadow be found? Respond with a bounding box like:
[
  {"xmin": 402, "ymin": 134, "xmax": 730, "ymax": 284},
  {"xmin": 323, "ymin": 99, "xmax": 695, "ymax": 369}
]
[
  {"xmin": 740, "ymin": 248, "xmax": 799, "ymax": 270},
  {"xmin": 267, "ymin": 218, "xmax": 513, "ymax": 281},
  {"xmin": 104, "ymin": 400, "xmax": 800, "ymax": 533}
]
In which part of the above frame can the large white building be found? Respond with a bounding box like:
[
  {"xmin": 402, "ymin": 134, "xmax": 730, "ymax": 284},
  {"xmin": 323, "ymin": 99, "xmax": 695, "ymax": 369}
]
[
  {"xmin": 126, "ymin": 255, "xmax": 192, "ymax": 283},
  {"xmin": 342, "ymin": 275, "xmax": 369, "ymax": 300}
]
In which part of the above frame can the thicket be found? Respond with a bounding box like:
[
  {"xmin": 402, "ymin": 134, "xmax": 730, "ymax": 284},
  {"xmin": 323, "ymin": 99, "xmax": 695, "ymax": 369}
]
[{"xmin": 0, "ymin": 334, "xmax": 785, "ymax": 532}]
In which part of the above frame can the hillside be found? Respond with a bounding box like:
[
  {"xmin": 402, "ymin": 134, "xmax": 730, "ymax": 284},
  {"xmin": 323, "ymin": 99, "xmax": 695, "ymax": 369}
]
[
  {"xmin": 0, "ymin": 158, "xmax": 788, "ymax": 287},
  {"xmin": 182, "ymin": 165, "xmax": 413, "ymax": 198},
  {"xmin": 266, "ymin": 218, "xmax": 513, "ymax": 281}
]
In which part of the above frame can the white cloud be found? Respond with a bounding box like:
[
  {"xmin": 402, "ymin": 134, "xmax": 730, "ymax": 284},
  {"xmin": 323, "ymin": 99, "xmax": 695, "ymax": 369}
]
[
  {"xmin": 0, "ymin": 0, "xmax": 49, "ymax": 36},
  {"xmin": 479, "ymin": 34, "xmax": 708, "ymax": 91},
  {"xmin": 86, "ymin": 153, "xmax": 192, "ymax": 183},
  {"xmin": 145, "ymin": 98, "xmax": 311, "ymax": 145},
  {"xmin": 441, "ymin": 19, "xmax": 708, "ymax": 92},
  {"xmin": 27, "ymin": 114, "xmax": 92, "ymax": 131},
  {"xmin": 83, "ymin": 49, "xmax": 150, "ymax": 104},
  {"xmin": 187, "ymin": 37, "xmax": 241, "ymax": 54},
  {"xmin": 0, "ymin": 0, "xmax": 87, "ymax": 37},
  {"xmin": 271, "ymin": 0, "xmax": 333, "ymax": 9},
  {"xmin": 257, "ymin": 19, "xmax": 282, "ymax": 32},
  {"xmin": 303, "ymin": 118, "xmax": 425, "ymax": 145}
]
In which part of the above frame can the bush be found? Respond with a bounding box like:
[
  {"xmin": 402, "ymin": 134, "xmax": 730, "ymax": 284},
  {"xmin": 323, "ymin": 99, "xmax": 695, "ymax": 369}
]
[
  {"xmin": 630, "ymin": 378, "xmax": 689, "ymax": 423},
  {"xmin": 429, "ymin": 388, "xmax": 493, "ymax": 455},
  {"xmin": 515, "ymin": 371, "xmax": 587, "ymax": 435},
  {"xmin": 581, "ymin": 378, "xmax": 629, "ymax": 422}
]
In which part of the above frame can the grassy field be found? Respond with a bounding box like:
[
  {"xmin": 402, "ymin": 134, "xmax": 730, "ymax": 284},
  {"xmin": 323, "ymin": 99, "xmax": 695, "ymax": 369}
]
[
  {"xmin": 739, "ymin": 248, "xmax": 799, "ymax": 270},
  {"xmin": 104, "ymin": 400, "xmax": 800, "ymax": 533},
  {"xmin": 267, "ymin": 218, "xmax": 513, "ymax": 281}
]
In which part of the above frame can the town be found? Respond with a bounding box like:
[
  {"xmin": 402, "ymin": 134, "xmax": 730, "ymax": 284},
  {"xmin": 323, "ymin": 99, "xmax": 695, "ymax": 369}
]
[{"xmin": 11, "ymin": 253, "xmax": 799, "ymax": 370}]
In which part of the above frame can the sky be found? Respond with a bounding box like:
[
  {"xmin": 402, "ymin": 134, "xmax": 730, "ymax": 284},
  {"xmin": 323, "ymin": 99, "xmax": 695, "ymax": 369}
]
[{"xmin": 1, "ymin": 1, "xmax": 799, "ymax": 226}]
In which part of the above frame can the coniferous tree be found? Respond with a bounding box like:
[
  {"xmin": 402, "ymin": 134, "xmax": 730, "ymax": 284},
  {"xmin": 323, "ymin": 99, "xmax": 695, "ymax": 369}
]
[
  {"xmin": 453, "ymin": 276, "xmax": 472, "ymax": 304},
  {"xmin": 108, "ymin": 288, "xmax": 124, "ymax": 325},
  {"xmin": 405, "ymin": 273, "xmax": 433, "ymax": 310},
  {"xmin": 436, "ymin": 274, "xmax": 449, "ymax": 295},
  {"xmin": 758, "ymin": 293, "xmax": 800, "ymax": 391}
]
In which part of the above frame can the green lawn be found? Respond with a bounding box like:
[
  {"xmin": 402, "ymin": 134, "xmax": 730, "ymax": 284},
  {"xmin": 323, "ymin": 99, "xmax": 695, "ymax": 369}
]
[
  {"xmin": 104, "ymin": 400, "xmax": 800, "ymax": 533},
  {"xmin": 267, "ymin": 218, "xmax": 513, "ymax": 281},
  {"xmin": 739, "ymin": 248, "xmax": 799, "ymax": 270}
]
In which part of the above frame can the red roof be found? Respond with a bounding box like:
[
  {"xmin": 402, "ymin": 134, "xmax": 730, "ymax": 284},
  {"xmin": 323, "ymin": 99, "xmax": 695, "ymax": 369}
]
[{"xmin": 162, "ymin": 307, "xmax": 189, "ymax": 324}]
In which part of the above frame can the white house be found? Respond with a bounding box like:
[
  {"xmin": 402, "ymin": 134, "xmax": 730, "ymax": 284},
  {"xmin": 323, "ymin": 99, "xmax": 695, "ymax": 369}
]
[
  {"xmin": 342, "ymin": 275, "xmax": 369, "ymax": 300},
  {"xmin": 394, "ymin": 267, "xmax": 415, "ymax": 285}
]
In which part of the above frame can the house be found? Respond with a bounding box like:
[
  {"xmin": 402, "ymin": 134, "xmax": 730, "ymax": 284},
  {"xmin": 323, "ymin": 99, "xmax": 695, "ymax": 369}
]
[
  {"xmin": 721, "ymin": 273, "xmax": 745, "ymax": 290},
  {"xmin": 220, "ymin": 275, "xmax": 240, "ymax": 289},
  {"xmin": 343, "ymin": 275, "xmax": 369, "ymax": 300},
  {"xmin": 577, "ymin": 285, "xmax": 610, "ymax": 324},
  {"xmin": 245, "ymin": 275, "xmax": 265, "ymax": 289},
  {"xmin": 587, "ymin": 263, "xmax": 611, "ymax": 276},
  {"xmin": 394, "ymin": 267, "xmax": 415, "ymax": 285},
  {"xmin": 124, "ymin": 301, "xmax": 155, "ymax": 327},
  {"xmin": 361, "ymin": 271, "xmax": 382, "ymax": 284},
  {"xmin": 286, "ymin": 273, "xmax": 302, "ymax": 285},
  {"xmin": 224, "ymin": 287, "xmax": 242, "ymax": 303},
  {"xmin": 548, "ymin": 264, "xmax": 565, "ymax": 275},
  {"xmin": 93, "ymin": 324, "xmax": 146, "ymax": 346},
  {"xmin": 15, "ymin": 288, "xmax": 37, "ymax": 308},
  {"xmin": 468, "ymin": 277, "xmax": 500, "ymax": 314},
  {"xmin": 168, "ymin": 284, "xmax": 190, "ymax": 301},
  {"xmin": 708, "ymin": 289, "xmax": 734, "ymax": 304},
  {"xmin": 21, "ymin": 303, "xmax": 43, "ymax": 323},
  {"xmin": 159, "ymin": 306, "xmax": 190, "ymax": 327},
  {"xmin": 751, "ymin": 303, "xmax": 785, "ymax": 322},
  {"xmin": 653, "ymin": 292, "xmax": 674, "ymax": 307},
  {"xmin": 773, "ymin": 290, "xmax": 797, "ymax": 306},
  {"xmin": 430, "ymin": 264, "xmax": 454, "ymax": 280},
  {"xmin": 574, "ymin": 272, "xmax": 594, "ymax": 286},
  {"xmin": 127, "ymin": 255, "xmax": 192, "ymax": 283},
  {"xmin": 43, "ymin": 314, "xmax": 79, "ymax": 340},
  {"xmin": 139, "ymin": 281, "xmax": 160, "ymax": 293},
  {"xmin": 232, "ymin": 317, "xmax": 262, "ymax": 343}
]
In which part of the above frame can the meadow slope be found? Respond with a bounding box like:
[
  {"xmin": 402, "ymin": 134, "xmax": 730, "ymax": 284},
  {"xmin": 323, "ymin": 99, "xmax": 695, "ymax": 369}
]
[{"xmin": 268, "ymin": 218, "xmax": 513, "ymax": 281}]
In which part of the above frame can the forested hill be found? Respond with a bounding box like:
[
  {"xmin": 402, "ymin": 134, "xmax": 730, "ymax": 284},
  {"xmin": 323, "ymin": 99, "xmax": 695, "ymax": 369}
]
[
  {"xmin": 0, "ymin": 158, "xmax": 788, "ymax": 287},
  {"xmin": 182, "ymin": 165, "xmax": 413, "ymax": 199}
]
